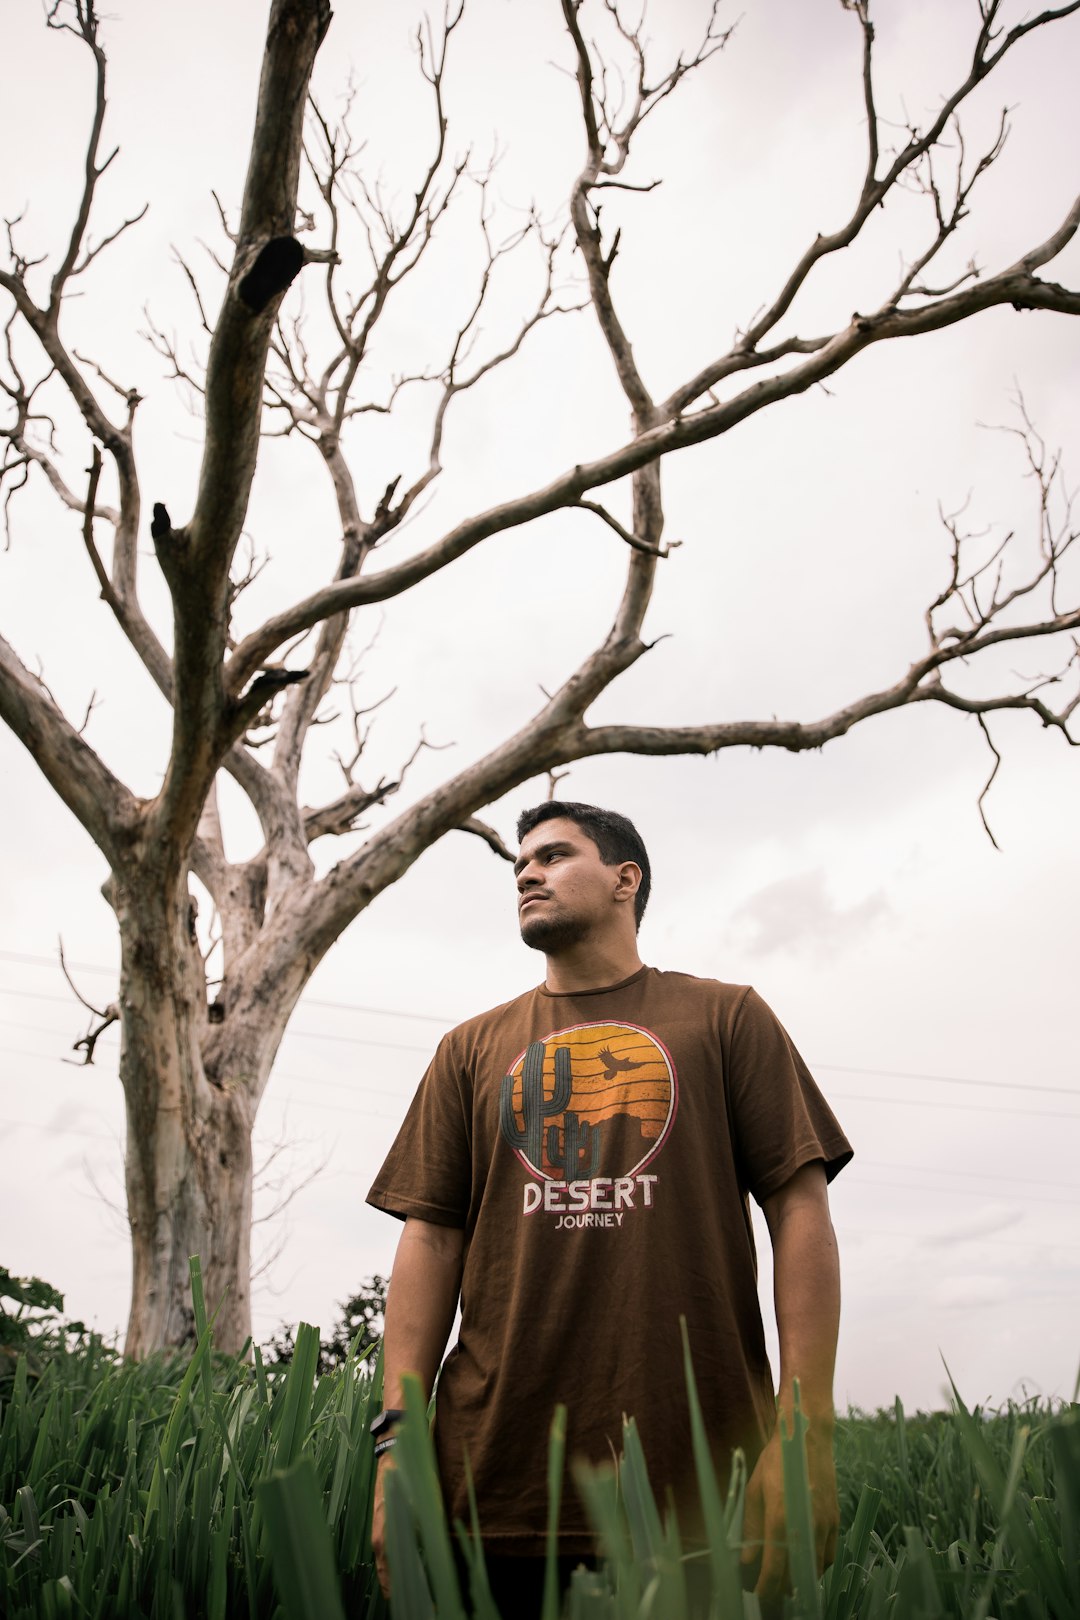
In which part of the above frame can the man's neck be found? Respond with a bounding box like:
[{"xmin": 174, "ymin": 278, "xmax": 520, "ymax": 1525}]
[{"xmin": 543, "ymin": 938, "xmax": 643, "ymax": 995}]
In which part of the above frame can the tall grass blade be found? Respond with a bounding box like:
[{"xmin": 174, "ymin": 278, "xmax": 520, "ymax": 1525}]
[
  {"xmin": 945, "ymin": 1365, "xmax": 1072, "ymax": 1619},
  {"xmin": 391, "ymin": 1373, "xmax": 466, "ymax": 1620},
  {"xmin": 187, "ymin": 1255, "xmax": 214, "ymax": 1419},
  {"xmin": 619, "ymin": 1419, "xmax": 686, "ymax": 1617},
  {"xmin": 256, "ymin": 1455, "xmax": 347, "ymax": 1620},
  {"xmin": 270, "ymin": 1321, "xmax": 321, "ymax": 1471},
  {"xmin": 383, "ymin": 1466, "xmax": 436, "ymax": 1620},
  {"xmin": 778, "ymin": 1384, "xmax": 822, "ymax": 1620},
  {"xmin": 572, "ymin": 1458, "xmax": 639, "ymax": 1620},
  {"xmin": 542, "ymin": 1403, "xmax": 568, "ymax": 1620},
  {"xmin": 822, "ymin": 1483, "xmax": 880, "ymax": 1620},
  {"xmin": 1049, "ymin": 1406, "xmax": 1080, "ymax": 1615},
  {"xmin": 453, "ymin": 1456, "xmax": 500, "ymax": 1620},
  {"xmin": 679, "ymin": 1318, "xmax": 744, "ymax": 1615}
]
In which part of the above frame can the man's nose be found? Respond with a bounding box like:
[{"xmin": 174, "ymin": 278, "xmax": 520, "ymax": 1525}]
[{"xmin": 517, "ymin": 862, "xmax": 541, "ymax": 891}]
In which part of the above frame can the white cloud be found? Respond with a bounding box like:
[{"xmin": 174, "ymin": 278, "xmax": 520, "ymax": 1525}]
[
  {"xmin": 731, "ymin": 869, "xmax": 889, "ymax": 957},
  {"xmin": 930, "ymin": 1274, "xmax": 1010, "ymax": 1312},
  {"xmin": 921, "ymin": 1207, "xmax": 1024, "ymax": 1248}
]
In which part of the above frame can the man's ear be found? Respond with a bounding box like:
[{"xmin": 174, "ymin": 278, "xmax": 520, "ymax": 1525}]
[{"xmin": 614, "ymin": 861, "xmax": 642, "ymax": 904}]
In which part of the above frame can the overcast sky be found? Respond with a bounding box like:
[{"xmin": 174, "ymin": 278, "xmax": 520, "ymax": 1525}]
[{"xmin": 2, "ymin": 0, "xmax": 1078, "ymax": 1417}]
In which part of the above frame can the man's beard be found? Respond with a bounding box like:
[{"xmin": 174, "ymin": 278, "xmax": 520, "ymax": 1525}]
[{"xmin": 519, "ymin": 906, "xmax": 588, "ymax": 953}]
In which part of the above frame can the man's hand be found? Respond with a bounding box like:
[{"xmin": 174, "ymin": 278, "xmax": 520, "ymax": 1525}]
[
  {"xmin": 372, "ymin": 1217, "xmax": 465, "ymax": 1600},
  {"xmin": 741, "ymin": 1417, "xmax": 838, "ymax": 1601}
]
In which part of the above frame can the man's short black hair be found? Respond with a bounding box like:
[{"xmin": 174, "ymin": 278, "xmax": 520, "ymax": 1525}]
[{"xmin": 515, "ymin": 800, "xmax": 651, "ymax": 929}]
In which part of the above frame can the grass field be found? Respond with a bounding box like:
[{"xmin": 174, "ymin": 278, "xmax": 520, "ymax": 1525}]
[{"xmin": 1, "ymin": 1273, "xmax": 1077, "ymax": 1619}]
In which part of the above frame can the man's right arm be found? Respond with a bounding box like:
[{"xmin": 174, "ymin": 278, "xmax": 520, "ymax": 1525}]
[
  {"xmin": 382, "ymin": 1215, "xmax": 465, "ymax": 1405},
  {"xmin": 372, "ymin": 1216, "xmax": 465, "ymax": 1595}
]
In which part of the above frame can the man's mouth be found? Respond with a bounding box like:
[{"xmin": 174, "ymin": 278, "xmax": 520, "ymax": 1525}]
[{"xmin": 519, "ymin": 894, "xmax": 549, "ymax": 910}]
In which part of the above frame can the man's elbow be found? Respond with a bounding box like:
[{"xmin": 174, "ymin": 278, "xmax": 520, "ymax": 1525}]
[
  {"xmin": 762, "ymin": 1159, "xmax": 833, "ymax": 1239},
  {"xmin": 400, "ymin": 1216, "xmax": 466, "ymax": 1267}
]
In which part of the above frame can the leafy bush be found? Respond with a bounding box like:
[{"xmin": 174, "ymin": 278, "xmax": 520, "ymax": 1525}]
[
  {"xmin": 1, "ymin": 1268, "xmax": 75, "ymax": 1350},
  {"xmin": 0, "ymin": 1266, "xmax": 107, "ymax": 1389},
  {"xmin": 262, "ymin": 1274, "xmax": 388, "ymax": 1374}
]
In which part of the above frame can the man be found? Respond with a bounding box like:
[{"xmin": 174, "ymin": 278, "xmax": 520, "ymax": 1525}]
[{"xmin": 368, "ymin": 801, "xmax": 851, "ymax": 1614}]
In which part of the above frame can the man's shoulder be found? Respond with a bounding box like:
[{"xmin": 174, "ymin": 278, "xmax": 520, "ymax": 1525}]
[
  {"xmin": 441, "ymin": 983, "xmax": 544, "ymax": 1046},
  {"xmin": 645, "ymin": 966, "xmax": 752, "ymax": 1005},
  {"xmin": 640, "ymin": 969, "xmax": 783, "ymax": 1038}
]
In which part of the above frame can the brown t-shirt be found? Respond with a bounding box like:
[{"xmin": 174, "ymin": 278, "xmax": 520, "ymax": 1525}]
[{"xmin": 367, "ymin": 966, "xmax": 852, "ymax": 1555}]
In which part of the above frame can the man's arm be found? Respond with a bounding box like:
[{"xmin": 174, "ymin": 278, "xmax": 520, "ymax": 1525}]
[
  {"xmin": 381, "ymin": 1216, "xmax": 465, "ymax": 1407},
  {"xmin": 372, "ymin": 1216, "xmax": 465, "ymax": 1595},
  {"xmin": 741, "ymin": 1160, "xmax": 841, "ymax": 1602}
]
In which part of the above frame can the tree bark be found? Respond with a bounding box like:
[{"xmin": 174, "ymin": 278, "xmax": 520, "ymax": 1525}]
[
  {"xmin": 112, "ymin": 859, "xmax": 258, "ymax": 1355},
  {"xmin": 112, "ymin": 822, "xmax": 332, "ymax": 1354}
]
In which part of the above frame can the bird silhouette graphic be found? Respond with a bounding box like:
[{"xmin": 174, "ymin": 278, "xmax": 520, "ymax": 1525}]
[{"xmin": 597, "ymin": 1047, "xmax": 647, "ymax": 1080}]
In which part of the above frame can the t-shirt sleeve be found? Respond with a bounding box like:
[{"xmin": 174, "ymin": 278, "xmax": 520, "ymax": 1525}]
[
  {"xmin": 725, "ymin": 986, "xmax": 853, "ymax": 1204},
  {"xmin": 366, "ymin": 1033, "xmax": 472, "ymax": 1227}
]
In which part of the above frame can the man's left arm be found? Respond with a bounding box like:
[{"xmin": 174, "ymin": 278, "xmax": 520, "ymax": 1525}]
[{"xmin": 741, "ymin": 1159, "xmax": 841, "ymax": 1602}]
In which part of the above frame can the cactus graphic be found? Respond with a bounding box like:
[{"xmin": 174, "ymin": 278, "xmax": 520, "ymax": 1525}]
[
  {"xmin": 546, "ymin": 1111, "xmax": 601, "ymax": 1177},
  {"xmin": 499, "ymin": 1039, "xmax": 573, "ymax": 1169}
]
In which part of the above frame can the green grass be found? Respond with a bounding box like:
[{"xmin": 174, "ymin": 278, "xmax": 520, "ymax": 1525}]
[
  {"xmin": 0, "ymin": 1304, "xmax": 386, "ymax": 1619},
  {"xmin": 1, "ymin": 1267, "xmax": 1076, "ymax": 1618}
]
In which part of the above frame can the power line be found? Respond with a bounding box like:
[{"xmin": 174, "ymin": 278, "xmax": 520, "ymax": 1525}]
[
  {"xmin": 0, "ymin": 949, "xmax": 118, "ymax": 978},
  {"xmin": 1, "ymin": 1016, "xmax": 90, "ymax": 1040},
  {"xmin": 0, "ymin": 1032, "xmax": 412, "ymax": 1102},
  {"xmin": 9, "ymin": 1025, "xmax": 1080, "ymax": 1139},
  {"xmin": 9, "ymin": 1104, "xmax": 1080, "ymax": 1211},
  {"xmin": 0, "ymin": 1014, "xmax": 431, "ymax": 1064},
  {"xmin": 300, "ymin": 994, "xmax": 450, "ymax": 1025},
  {"xmin": 1, "ymin": 982, "xmax": 1077, "ymax": 1100},
  {"xmin": 830, "ymin": 1090, "xmax": 1080, "ymax": 1122},
  {"xmin": 5, "ymin": 1116, "xmax": 118, "ymax": 1143},
  {"xmin": 5, "ymin": 952, "xmax": 1079, "ymax": 1098},
  {"xmin": 2, "ymin": 1033, "xmax": 1079, "ymax": 1123},
  {"xmin": 0, "ymin": 951, "xmax": 453, "ymax": 1025},
  {"xmin": 860, "ymin": 1158, "xmax": 1080, "ymax": 1194},
  {"xmin": 0, "ymin": 988, "xmax": 109, "ymax": 1011},
  {"xmin": 842, "ymin": 1176, "xmax": 1080, "ymax": 1210},
  {"xmin": 0, "ymin": 1049, "xmax": 408, "ymax": 1123},
  {"xmin": 816, "ymin": 1062, "xmax": 1078, "ymax": 1098},
  {"xmin": 5, "ymin": 1063, "xmax": 1076, "ymax": 1194},
  {"xmin": 7, "ymin": 1069, "xmax": 1079, "ymax": 1215},
  {"xmin": 832, "ymin": 1223, "xmax": 1080, "ymax": 1255},
  {"xmin": 281, "ymin": 1028, "xmax": 430, "ymax": 1055}
]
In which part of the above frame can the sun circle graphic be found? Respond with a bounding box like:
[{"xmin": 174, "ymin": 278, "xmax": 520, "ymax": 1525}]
[{"xmin": 501, "ymin": 1021, "xmax": 678, "ymax": 1182}]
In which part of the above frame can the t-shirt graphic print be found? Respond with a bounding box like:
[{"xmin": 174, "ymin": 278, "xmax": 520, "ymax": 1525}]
[{"xmin": 500, "ymin": 1022, "xmax": 677, "ymax": 1226}]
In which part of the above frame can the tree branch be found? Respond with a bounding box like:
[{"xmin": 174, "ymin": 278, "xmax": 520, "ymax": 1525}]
[
  {"xmin": 150, "ymin": 0, "xmax": 332, "ymax": 853},
  {"xmin": 226, "ymin": 200, "xmax": 1080, "ymax": 692},
  {"xmin": 60, "ymin": 932, "xmax": 121, "ymax": 1066},
  {"xmin": 664, "ymin": 0, "xmax": 1080, "ymax": 416},
  {"xmin": 46, "ymin": 0, "xmax": 111, "ymax": 312},
  {"xmin": 0, "ymin": 630, "xmax": 136, "ymax": 864},
  {"xmin": 457, "ymin": 816, "xmax": 515, "ymax": 862}
]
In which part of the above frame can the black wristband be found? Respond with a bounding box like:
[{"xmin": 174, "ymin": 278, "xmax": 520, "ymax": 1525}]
[
  {"xmin": 374, "ymin": 1436, "xmax": 398, "ymax": 1459},
  {"xmin": 370, "ymin": 1407, "xmax": 405, "ymax": 1441}
]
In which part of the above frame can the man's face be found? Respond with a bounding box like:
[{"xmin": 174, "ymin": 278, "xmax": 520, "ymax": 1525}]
[{"xmin": 514, "ymin": 817, "xmax": 630, "ymax": 953}]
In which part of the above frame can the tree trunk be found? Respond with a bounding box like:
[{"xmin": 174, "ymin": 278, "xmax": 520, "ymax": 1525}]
[{"xmin": 114, "ymin": 869, "xmax": 259, "ymax": 1357}]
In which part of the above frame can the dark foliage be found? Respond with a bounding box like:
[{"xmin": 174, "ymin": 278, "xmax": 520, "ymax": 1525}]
[
  {"xmin": 0, "ymin": 1265, "xmax": 97, "ymax": 1382},
  {"xmin": 262, "ymin": 1273, "xmax": 388, "ymax": 1374}
]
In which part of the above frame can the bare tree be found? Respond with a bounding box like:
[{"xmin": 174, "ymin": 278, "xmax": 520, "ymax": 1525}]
[{"xmin": 1, "ymin": 0, "xmax": 1078, "ymax": 1355}]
